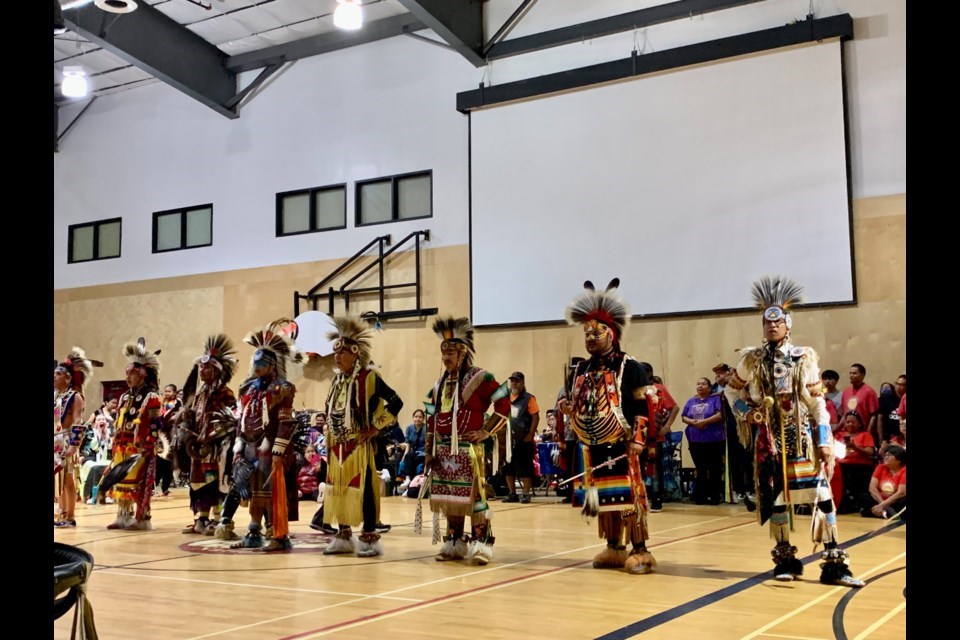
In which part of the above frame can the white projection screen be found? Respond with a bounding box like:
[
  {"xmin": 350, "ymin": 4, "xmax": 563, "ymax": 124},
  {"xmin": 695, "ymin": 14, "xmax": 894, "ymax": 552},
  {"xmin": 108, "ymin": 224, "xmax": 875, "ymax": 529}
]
[{"xmin": 470, "ymin": 41, "xmax": 853, "ymax": 326}]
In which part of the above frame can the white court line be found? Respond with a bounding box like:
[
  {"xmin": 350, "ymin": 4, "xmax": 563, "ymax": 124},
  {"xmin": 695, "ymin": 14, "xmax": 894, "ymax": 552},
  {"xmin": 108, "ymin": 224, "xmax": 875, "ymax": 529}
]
[
  {"xmin": 740, "ymin": 552, "xmax": 907, "ymax": 640},
  {"xmin": 758, "ymin": 633, "xmax": 828, "ymax": 640},
  {"xmin": 295, "ymin": 518, "xmax": 758, "ymax": 639},
  {"xmin": 187, "ymin": 513, "xmax": 753, "ymax": 640},
  {"xmin": 851, "ymin": 602, "xmax": 906, "ymax": 640},
  {"xmin": 98, "ymin": 571, "xmax": 423, "ymax": 602}
]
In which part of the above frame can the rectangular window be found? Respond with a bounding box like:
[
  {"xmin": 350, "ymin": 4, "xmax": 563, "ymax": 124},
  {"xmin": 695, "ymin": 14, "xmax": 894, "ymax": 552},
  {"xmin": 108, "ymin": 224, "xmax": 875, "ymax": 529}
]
[
  {"xmin": 356, "ymin": 170, "xmax": 432, "ymax": 226},
  {"xmin": 152, "ymin": 204, "xmax": 213, "ymax": 253},
  {"xmin": 276, "ymin": 184, "xmax": 347, "ymax": 237},
  {"xmin": 67, "ymin": 217, "xmax": 122, "ymax": 263}
]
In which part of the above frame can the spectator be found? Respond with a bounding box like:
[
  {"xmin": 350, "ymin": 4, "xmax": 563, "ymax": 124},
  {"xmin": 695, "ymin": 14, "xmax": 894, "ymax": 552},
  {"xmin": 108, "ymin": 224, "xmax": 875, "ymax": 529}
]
[
  {"xmin": 681, "ymin": 377, "xmax": 725, "ymax": 505},
  {"xmin": 860, "ymin": 444, "xmax": 906, "ymax": 520},
  {"xmin": 877, "ymin": 381, "xmax": 903, "ymax": 448},
  {"xmin": 821, "ymin": 369, "xmax": 843, "ymax": 416},
  {"xmin": 834, "ymin": 411, "xmax": 876, "ymax": 513},
  {"xmin": 713, "ymin": 363, "xmax": 753, "ymax": 508},
  {"xmin": 641, "ymin": 362, "xmax": 680, "ymax": 512},
  {"xmin": 840, "ymin": 363, "xmax": 880, "ymax": 445},
  {"xmin": 895, "ymin": 374, "xmax": 907, "ymax": 447},
  {"xmin": 297, "ymin": 446, "xmax": 321, "ymax": 501},
  {"xmin": 397, "ymin": 409, "xmax": 427, "ymax": 492},
  {"xmin": 502, "ymin": 372, "xmax": 540, "ymax": 504}
]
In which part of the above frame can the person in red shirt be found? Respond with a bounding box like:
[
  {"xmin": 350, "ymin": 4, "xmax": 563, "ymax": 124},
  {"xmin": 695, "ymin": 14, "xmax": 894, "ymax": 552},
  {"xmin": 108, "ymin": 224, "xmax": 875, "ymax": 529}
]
[
  {"xmin": 860, "ymin": 444, "xmax": 906, "ymax": 520},
  {"xmin": 833, "ymin": 411, "xmax": 876, "ymax": 513},
  {"xmin": 840, "ymin": 363, "xmax": 880, "ymax": 445},
  {"xmin": 639, "ymin": 362, "xmax": 679, "ymax": 512}
]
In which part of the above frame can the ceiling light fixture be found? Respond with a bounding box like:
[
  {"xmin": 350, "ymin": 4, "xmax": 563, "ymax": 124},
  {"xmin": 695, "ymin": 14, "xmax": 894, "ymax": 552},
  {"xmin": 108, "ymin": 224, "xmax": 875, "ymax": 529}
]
[
  {"xmin": 333, "ymin": 0, "xmax": 363, "ymax": 31},
  {"xmin": 93, "ymin": 0, "xmax": 138, "ymax": 14},
  {"xmin": 61, "ymin": 66, "xmax": 89, "ymax": 98}
]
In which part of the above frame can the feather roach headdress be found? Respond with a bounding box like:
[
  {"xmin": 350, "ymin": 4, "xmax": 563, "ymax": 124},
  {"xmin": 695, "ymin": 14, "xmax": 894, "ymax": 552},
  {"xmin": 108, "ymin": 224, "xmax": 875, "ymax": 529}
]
[
  {"xmin": 326, "ymin": 315, "xmax": 374, "ymax": 368},
  {"xmin": 565, "ymin": 278, "xmax": 630, "ymax": 346},
  {"xmin": 55, "ymin": 347, "xmax": 103, "ymax": 393},
  {"xmin": 123, "ymin": 338, "xmax": 161, "ymax": 390},
  {"xmin": 751, "ymin": 275, "xmax": 804, "ymax": 330},
  {"xmin": 432, "ymin": 316, "xmax": 476, "ymax": 368},
  {"xmin": 244, "ymin": 319, "xmax": 303, "ymax": 380},
  {"xmin": 182, "ymin": 334, "xmax": 238, "ymax": 406}
]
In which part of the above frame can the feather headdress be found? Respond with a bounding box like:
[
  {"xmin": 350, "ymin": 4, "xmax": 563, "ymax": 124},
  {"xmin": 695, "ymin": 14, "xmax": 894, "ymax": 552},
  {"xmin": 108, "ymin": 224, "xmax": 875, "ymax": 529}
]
[
  {"xmin": 565, "ymin": 278, "xmax": 630, "ymax": 345},
  {"xmin": 432, "ymin": 316, "xmax": 476, "ymax": 368},
  {"xmin": 55, "ymin": 346, "xmax": 103, "ymax": 393},
  {"xmin": 751, "ymin": 275, "xmax": 804, "ymax": 329},
  {"xmin": 182, "ymin": 334, "xmax": 238, "ymax": 407},
  {"xmin": 123, "ymin": 338, "xmax": 161, "ymax": 390},
  {"xmin": 326, "ymin": 315, "xmax": 374, "ymax": 368},
  {"xmin": 244, "ymin": 319, "xmax": 303, "ymax": 380}
]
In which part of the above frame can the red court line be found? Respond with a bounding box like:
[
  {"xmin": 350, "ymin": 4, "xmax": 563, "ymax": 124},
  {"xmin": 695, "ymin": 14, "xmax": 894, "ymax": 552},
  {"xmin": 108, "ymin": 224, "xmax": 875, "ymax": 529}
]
[{"xmin": 277, "ymin": 518, "xmax": 753, "ymax": 640}]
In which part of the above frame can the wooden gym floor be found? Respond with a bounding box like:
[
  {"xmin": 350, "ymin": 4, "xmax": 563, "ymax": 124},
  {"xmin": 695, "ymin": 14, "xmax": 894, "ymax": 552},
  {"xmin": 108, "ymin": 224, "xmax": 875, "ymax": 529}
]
[{"xmin": 53, "ymin": 490, "xmax": 906, "ymax": 640}]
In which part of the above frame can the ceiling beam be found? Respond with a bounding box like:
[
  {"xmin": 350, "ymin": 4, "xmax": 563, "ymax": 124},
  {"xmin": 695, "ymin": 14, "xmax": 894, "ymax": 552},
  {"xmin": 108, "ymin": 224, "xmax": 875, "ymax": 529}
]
[
  {"xmin": 457, "ymin": 14, "xmax": 854, "ymax": 112},
  {"xmin": 484, "ymin": 0, "xmax": 767, "ymax": 61},
  {"xmin": 395, "ymin": 0, "xmax": 484, "ymax": 67},
  {"xmin": 63, "ymin": 2, "xmax": 238, "ymax": 119},
  {"xmin": 226, "ymin": 13, "xmax": 427, "ymax": 73}
]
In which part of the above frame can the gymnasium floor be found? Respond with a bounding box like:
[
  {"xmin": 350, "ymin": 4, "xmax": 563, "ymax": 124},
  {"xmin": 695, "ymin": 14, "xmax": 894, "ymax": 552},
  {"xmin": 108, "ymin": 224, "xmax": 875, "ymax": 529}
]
[{"xmin": 53, "ymin": 490, "xmax": 906, "ymax": 640}]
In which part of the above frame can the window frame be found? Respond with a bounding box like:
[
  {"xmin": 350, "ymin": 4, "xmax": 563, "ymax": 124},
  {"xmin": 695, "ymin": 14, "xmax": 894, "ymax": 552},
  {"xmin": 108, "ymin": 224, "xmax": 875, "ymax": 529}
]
[
  {"xmin": 355, "ymin": 170, "xmax": 433, "ymax": 228},
  {"xmin": 151, "ymin": 204, "xmax": 214, "ymax": 254},
  {"xmin": 275, "ymin": 184, "xmax": 348, "ymax": 237},
  {"xmin": 67, "ymin": 217, "xmax": 123, "ymax": 264}
]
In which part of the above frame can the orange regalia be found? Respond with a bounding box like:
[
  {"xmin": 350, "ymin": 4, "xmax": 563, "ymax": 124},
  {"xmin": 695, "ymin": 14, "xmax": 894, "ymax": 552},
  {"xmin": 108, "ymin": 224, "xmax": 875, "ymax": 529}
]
[{"xmin": 229, "ymin": 320, "xmax": 303, "ymax": 551}]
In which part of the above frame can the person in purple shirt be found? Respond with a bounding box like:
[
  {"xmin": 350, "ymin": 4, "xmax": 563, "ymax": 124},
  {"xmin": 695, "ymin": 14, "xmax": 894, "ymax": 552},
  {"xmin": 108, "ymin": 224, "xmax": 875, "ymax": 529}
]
[{"xmin": 682, "ymin": 377, "xmax": 725, "ymax": 505}]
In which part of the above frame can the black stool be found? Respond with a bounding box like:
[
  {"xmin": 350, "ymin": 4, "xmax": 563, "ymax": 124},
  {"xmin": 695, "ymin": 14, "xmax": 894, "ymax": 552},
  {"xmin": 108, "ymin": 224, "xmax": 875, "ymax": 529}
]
[{"xmin": 54, "ymin": 542, "xmax": 98, "ymax": 639}]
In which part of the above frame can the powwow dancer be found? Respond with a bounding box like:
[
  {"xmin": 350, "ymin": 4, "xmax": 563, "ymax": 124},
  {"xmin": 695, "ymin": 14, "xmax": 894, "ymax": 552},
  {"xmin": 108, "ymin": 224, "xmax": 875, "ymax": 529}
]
[{"xmin": 723, "ymin": 276, "xmax": 863, "ymax": 587}]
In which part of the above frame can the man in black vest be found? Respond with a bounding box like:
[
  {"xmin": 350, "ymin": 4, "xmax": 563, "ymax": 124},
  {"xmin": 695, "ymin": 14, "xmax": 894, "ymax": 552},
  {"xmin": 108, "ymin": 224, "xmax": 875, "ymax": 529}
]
[{"xmin": 502, "ymin": 372, "xmax": 540, "ymax": 503}]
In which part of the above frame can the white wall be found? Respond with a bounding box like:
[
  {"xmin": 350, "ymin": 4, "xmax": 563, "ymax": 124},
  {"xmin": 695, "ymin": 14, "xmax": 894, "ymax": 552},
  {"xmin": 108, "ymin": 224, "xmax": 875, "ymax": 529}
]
[
  {"xmin": 55, "ymin": 0, "xmax": 905, "ymax": 290},
  {"xmin": 54, "ymin": 35, "xmax": 476, "ymax": 289}
]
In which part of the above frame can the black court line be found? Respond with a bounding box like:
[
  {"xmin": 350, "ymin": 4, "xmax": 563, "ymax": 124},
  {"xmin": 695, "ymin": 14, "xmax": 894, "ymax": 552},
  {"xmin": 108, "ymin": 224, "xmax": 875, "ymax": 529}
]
[
  {"xmin": 595, "ymin": 520, "xmax": 905, "ymax": 640},
  {"xmin": 832, "ymin": 566, "xmax": 906, "ymax": 640}
]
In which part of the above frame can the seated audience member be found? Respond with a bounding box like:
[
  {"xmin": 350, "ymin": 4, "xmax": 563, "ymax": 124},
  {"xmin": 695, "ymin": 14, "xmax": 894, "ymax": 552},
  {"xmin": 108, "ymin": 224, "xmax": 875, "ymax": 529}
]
[
  {"xmin": 834, "ymin": 411, "xmax": 876, "ymax": 513},
  {"xmin": 297, "ymin": 446, "xmax": 322, "ymax": 501},
  {"xmin": 860, "ymin": 444, "xmax": 906, "ymax": 520}
]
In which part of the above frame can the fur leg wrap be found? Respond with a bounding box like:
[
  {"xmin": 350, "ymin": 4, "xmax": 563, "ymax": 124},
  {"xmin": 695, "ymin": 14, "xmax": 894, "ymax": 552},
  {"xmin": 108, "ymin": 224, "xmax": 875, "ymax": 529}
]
[
  {"xmin": 233, "ymin": 523, "xmax": 264, "ymax": 549},
  {"xmin": 771, "ymin": 543, "xmax": 803, "ymax": 580},
  {"xmin": 819, "ymin": 547, "xmax": 864, "ymax": 587},
  {"xmin": 214, "ymin": 519, "xmax": 239, "ymax": 541},
  {"xmin": 323, "ymin": 529, "xmax": 357, "ymax": 555},
  {"xmin": 435, "ymin": 536, "xmax": 468, "ymax": 561},
  {"xmin": 466, "ymin": 538, "xmax": 495, "ymax": 566},
  {"xmin": 258, "ymin": 535, "xmax": 293, "ymax": 552},
  {"xmin": 357, "ymin": 532, "xmax": 384, "ymax": 558},
  {"xmin": 592, "ymin": 545, "xmax": 629, "ymax": 569},
  {"xmin": 624, "ymin": 549, "xmax": 657, "ymax": 575}
]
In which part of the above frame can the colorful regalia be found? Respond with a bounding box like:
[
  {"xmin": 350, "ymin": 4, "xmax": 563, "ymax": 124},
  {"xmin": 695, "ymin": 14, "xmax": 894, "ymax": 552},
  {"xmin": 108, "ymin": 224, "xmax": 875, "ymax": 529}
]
[
  {"xmin": 177, "ymin": 334, "xmax": 239, "ymax": 535},
  {"xmin": 225, "ymin": 320, "xmax": 303, "ymax": 552},
  {"xmin": 321, "ymin": 315, "xmax": 403, "ymax": 558},
  {"xmin": 107, "ymin": 339, "xmax": 163, "ymax": 530},
  {"xmin": 723, "ymin": 276, "xmax": 864, "ymax": 587},
  {"xmin": 54, "ymin": 347, "xmax": 99, "ymax": 527},
  {"xmin": 563, "ymin": 279, "xmax": 656, "ymax": 575},
  {"xmin": 425, "ymin": 316, "xmax": 511, "ymax": 566}
]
